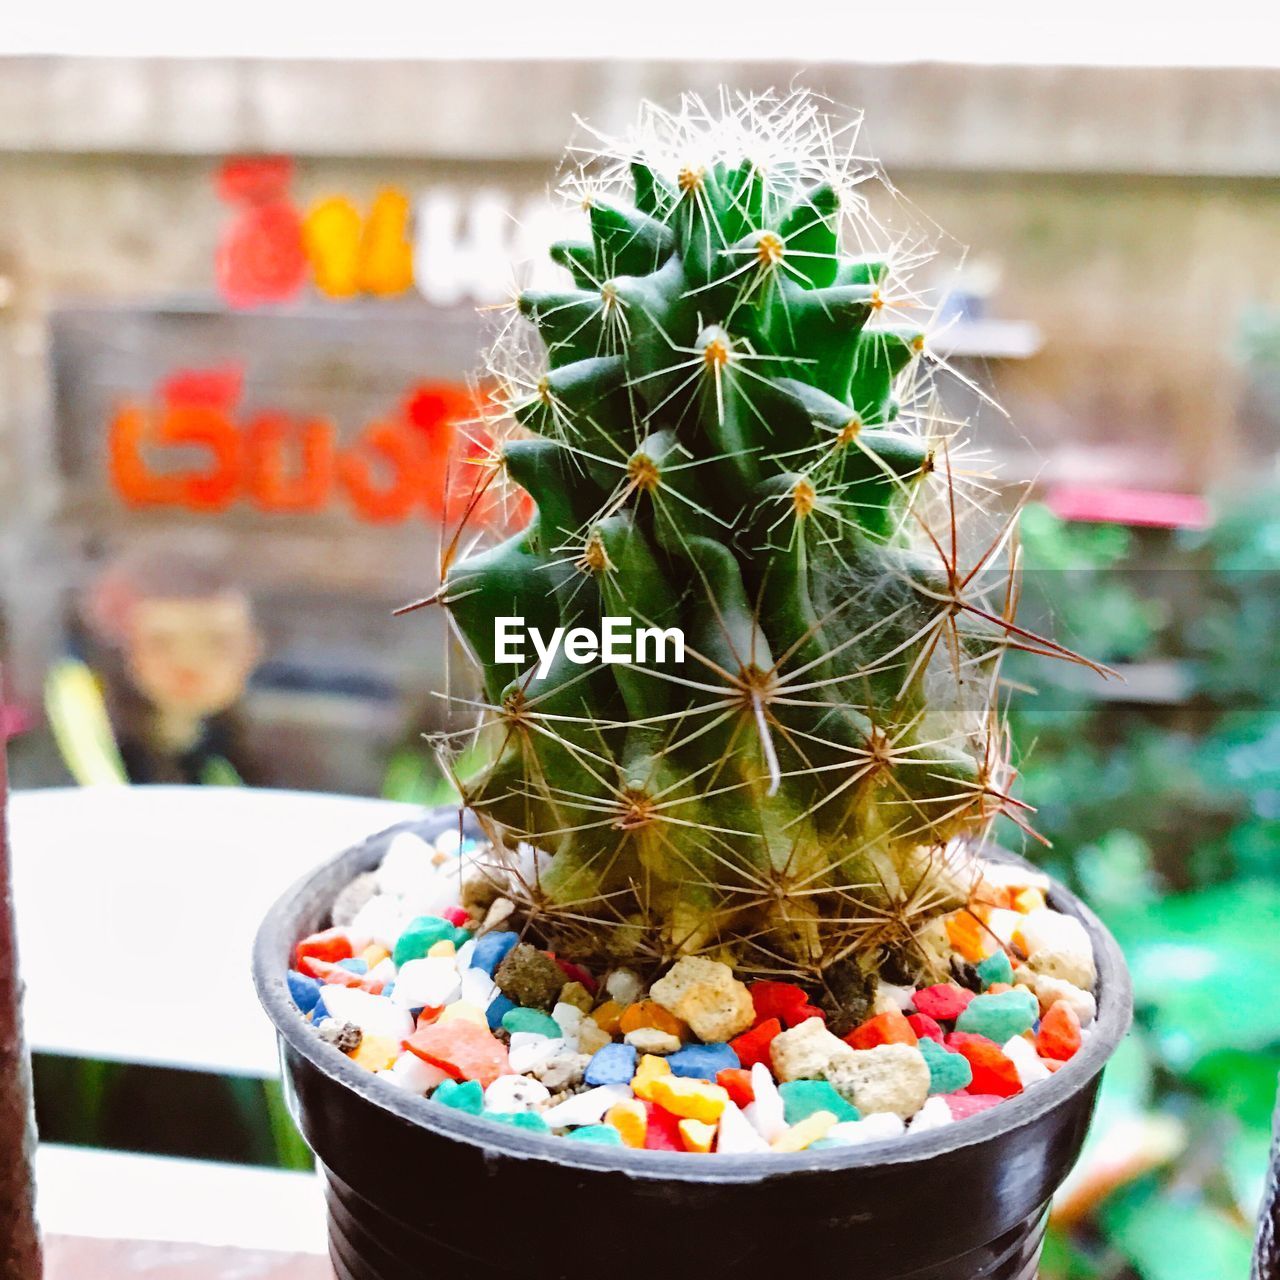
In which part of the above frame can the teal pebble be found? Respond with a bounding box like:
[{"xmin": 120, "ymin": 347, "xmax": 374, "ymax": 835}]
[
  {"xmin": 566, "ymin": 1125, "xmax": 622, "ymax": 1145},
  {"xmin": 502, "ymin": 1007, "xmax": 563, "ymax": 1038},
  {"xmin": 779, "ymin": 1079, "xmax": 860, "ymax": 1125},
  {"xmin": 918, "ymin": 1037, "xmax": 973, "ymax": 1095},
  {"xmin": 486, "ymin": 1110, "xmax": 550, "ymax": 1133},
  {"xmin": 392, "ymin": 915, "xmax": 471, "ymax": 967},
  {"xmin": 955, "ymin": 988, "xmax": 1038, "ymax": 1043},
  {"xmin": 432, "ymin": 1078, "xmax": 483, "ymax": 1115},
  {"xmin": 809, "ymin": 1138, "xmax": 840, "ymax": 1150},
  {"xmin": 976, "ymin": 950, "xmax": 1014, "ymax": 990}
]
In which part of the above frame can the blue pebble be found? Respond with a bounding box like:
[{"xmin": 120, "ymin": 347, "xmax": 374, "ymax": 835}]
[
  {"xmin": 287, "ymin": 970, "xmax": 322, "ymax": 1015},
  {"xmin": 486, "ymin": 993, "xmax": 516, "ymax": 1031},
  {"xmin": 470, "ymin": 931, "xmax": 520, "ymax": 977},
  {"xmin": 382, "ymin": 982, "xmax": 396, "ymax": 1001},
  {"xmin": 584, "ymin": 1042, "xmax": 637, "ymax": 1087},
  {"xmin": 336, "ymin": 958, "xmax": 369, "ymax": 974},
  {"xmin": 311, "ymin": 993, "xmax": 330, "ymax": 1023},
  {"xmin": 667, "ymin": 1043, "xmax": 739, "ymax": 1080}
]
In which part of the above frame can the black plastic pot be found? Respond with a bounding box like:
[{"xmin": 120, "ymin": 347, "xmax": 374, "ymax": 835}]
[{"xmin": 254, "ymin": 807, "xmax": 1132, "ymax": 1280}]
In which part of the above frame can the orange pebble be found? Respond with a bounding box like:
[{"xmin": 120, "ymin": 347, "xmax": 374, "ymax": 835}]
[
  {"xmin": 846, "ymin": 1008, "xmax": 918, "ymax": 1050},
  {"xmin": 947, "ymin": 909, "xmax": 996, "ymax": 963},
  {"xmin": 606, "ymin": 1099, "xmax": 648, "ymax": 1149},
  {"xmin": 717, "ymin": 1067, "xmax": 755, "ymax": 1109},
  {"xmin": 591, "ymin": 1000, "xmax": 625, "ymax": 1036},
  {"xmin": 678, "ymin": 1118, "xmax": 716, "ymax": 1153},
  {"xmin": 619, "ymin": 1000, "xmax": 687, "ymax": 1039},
  {"xmin": 1013, "ymin": 887, "xmax": 1046, "ymax": 914},
  {"xmin": 987, "ymin": 982, "xmax": 1014, "ymax": 995}
]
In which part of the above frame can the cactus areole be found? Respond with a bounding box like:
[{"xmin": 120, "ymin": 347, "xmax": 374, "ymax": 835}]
[{"xmin": 435, "ymin": 92, "xmax": 1098, "ymax": 986}]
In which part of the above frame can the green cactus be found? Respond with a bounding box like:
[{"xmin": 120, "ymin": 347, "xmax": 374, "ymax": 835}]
[{"xmin": 431, "ymin": 93, "xmax": 1098, "ymax": 983}]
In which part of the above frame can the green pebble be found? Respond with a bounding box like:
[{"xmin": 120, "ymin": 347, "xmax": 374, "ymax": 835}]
[
  {"xmin": 432, "ymin": 1078, "xmax": 483, "ymax": 1115},
  {"xmin": 502, "ymin": 1007, "xmax": 563, "ymax": 1038},
  {"xmin": 955, "ymin": 988, "xmax": 1038, "ymax": 1043},
  {"xmin": 566, "ymin": 1124, "xmax": 622, "ymax": 1145},
  {"xmin": 779, "ymin": 1079, "xmax": 860, "ymax": 1125},
  {"xmin": 393, "ymin": 916, "xmax": 470, "ymax": 967},
  {"xmin": 918, "ymin": 1036, "xmax": 973, "ymax": 1095},
  {"xmin": 976, "ymin": 950, "xmax": 1014, "ymax": 990},
  {"xmin": 486, "ymin": 1110, "xmax": 550, "ymax": 1133}
]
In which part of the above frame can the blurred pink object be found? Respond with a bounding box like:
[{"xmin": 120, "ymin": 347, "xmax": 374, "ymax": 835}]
[
  {"xmin": 1046, "ymin": 485, "xmax": 1210, "ymax": 531},
  {"xmin": 0, "ymin": 703, "xmax": 34, "ymax": 743}
]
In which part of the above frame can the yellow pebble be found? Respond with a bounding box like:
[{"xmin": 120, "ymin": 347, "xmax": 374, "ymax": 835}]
[
  {"xmin": 1014, "ymin": 887, "xmax": 1046, "ymax": 914},
  {"xmin": 649, "ymin": 1077, "xmax": 728, "ymax": 1124},
  {"xmin": 360, "ymin": 944, "xmax": 390, "ymax": 968},
  {"xmin": 437, "ymin": 1002, "xmax": 487, "ymax": 1027},
  {"xmin": 771, "ymin": 1111, "xmax": 837, "ymax": 1153},
  {"xmin": 631, "ymin": 1054, "xmax": 673, "ymax": 1102},
  {"xmin": 606, "ymin": 1099, "xmax": 648, "ymax": 1149},
  {"xmin": 351, "ymin": 1034, "xmax": 398, "ymax": 1072},
  {"xmin": 427, "ymin": 940, "xmax": 456, "ymax": 958},
  {"xmin": 679, "ymin": 1118, "xmax": 716, "ymax": 1153},
  {"xmin": 591, "ymin": 1000, "xmax": 625, "ymax": 1036}
]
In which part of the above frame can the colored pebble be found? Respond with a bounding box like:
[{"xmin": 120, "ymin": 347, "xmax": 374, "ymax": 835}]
[
  {"xmin": 913, "ymin": 983, "xmax": 974, "ymax": 1022},
  {"xmin": 667, "ymin": 1043, "xmax": 739, "ymax": 1080},
  {"xmin": 780, "ymin": 1080, "xmax": 860, "ymax": 1125},
  {"xmin": 946, "ymin": 910, "xmax": 996, "ymax": 963},
  {"xmin": 648, "ymin": 1077, "xmax": 728, "ymax": 1123},
  {"xmin": 642, "ymin": 1103, "xmax": 684, "ymax": 1151},
  {"xmin": 907, "ymin": 1012, "xmax": 944, "ymax": 1042},
  {"xmin": 567, "ymin": 1124, "xmax": 623, "ymax": 1145},
  {"xmin": 438, "ymin": 1001, "xmax": 487, "ymax": 1027},
  {"xmin": 1036, "ymin": 1000, "xmax": 1082, "ymax": 1060},
  {"xmin": 918, "ymin": 1036, "xmax": 974, "ymax": 1095},
  {"xmin": 295, "ymin": 927, "xmax": 353, "ymax": 969},
  {"xmin": 619, "ymin": 1000, "xmax": 686, "ymax": 1039},
  {"xmin": 1002, "ymin": 1034, "xmax": 1052, "ymax": 1086},
  {"xmin": 942, "ymin": 1092, "xmax": 1004, "ymax": 1120},
  {"xmin": 845, "ymin": 1009, "xmax": 918, "ymax": 1050},
  {"xmin": 287, "ymin": 970, "xmax": 323, "ymax": 1015},
  {"xmin": 729, "ymin": 1017, "xmax": 782, "ymax": 1069},
  {"xmin": 749, "ymin": 980, "xmax": 811, "ymax": 1028},
  {"xmin": 558, "ymin": 982, "xmax": 594, "ymax": 1014},
  {"xmin": 771, "ymin": 1111, "xmax": 838, "ymax": 1152},
  {"xmin": 442, "ymin": 906, "xmax": 469, "ymax": 927},
  {"xmin": 494, "ymin": 944, "xmax": 566, "ymax": 1011},
  {"xmin": 394, "ymin": 916, "xmax": 467, "ymax": 968},
  {"xmin": 631, "ymin": 1053, "xmax": 672, "ymax": 1102},
  {"xmin": 584, "ymin": 1042, "xmax": 638, "ymax": 1087},
  {"xmin": 433, "ymin": 1078, "xmax": 484, "ymax": 1115},
  {"xmin": 589, "ymin": 1000, "xmax": 625, "ymax": 1036},
  {"xmin": 977, "ymin": 950, "xmax": 1014, "ymax": 989},
  {"xmin": 336, "ymin": 957, "xmax": 369, "ymax": 974},
  {"xmin": 426, "ymin": 940, "xmax": 456, "ymax": 958},
  {"xmin": 469, "ymin": 931, "xmax": 519, "ymax": 977},
  {"xmin": 486, "ymin": 993, "xmax": 516, "ymax": 1031},
  {"xmin": 955, "ymin": 989, "xmax": 1038, "ymax": 1043},
  {"xmin": 486, "ymin": 1110, "xmax": 550, "ymax": 1133},
  {"xmin": 351, "ymin": 1034, "xmax": 398, "ymax": 1072},
  {"xmin": 605, "ymin": 1099, "xmax": 648, "ymax": 1148},
  {"xmin": 716, "ymin": 1068, "xmax": 754, "ymax": 1109},
  {"xmin": 946, "ymin": 1032, "xmax": 1022, "ymax": 1098},
  {"xmin": 405, "ymin": 1020, "xmax": 511, "ymax": 1087},
  {"xmin": 679, "ymin": 1119, "xmax": 716, "ymax": 1153},
  {"xmin": 502, "ymin": 1007, "xmax": 563, "ymax": 1038}
]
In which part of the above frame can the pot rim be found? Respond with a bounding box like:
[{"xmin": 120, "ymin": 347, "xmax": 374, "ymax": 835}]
[{"xmin": 254, "ymin": 804, "xmax": 1132, "ymax": 1184}]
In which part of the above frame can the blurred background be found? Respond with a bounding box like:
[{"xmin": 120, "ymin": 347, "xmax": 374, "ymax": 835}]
[{"xmin": 0, "ymin": 4, "xmax": 1277, "ymax": 1275}]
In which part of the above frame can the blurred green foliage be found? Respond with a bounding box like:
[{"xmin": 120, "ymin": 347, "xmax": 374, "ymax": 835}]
[{"xmin": 1006, "ymin": 489, "xmax": 1279, "ymax": 1279}]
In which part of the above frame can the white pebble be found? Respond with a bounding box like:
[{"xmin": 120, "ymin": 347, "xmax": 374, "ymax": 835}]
[
  {"xmin": 542, "ymin": 1083, "xmax": 632, "ymax": 1129},
  {"xmin": 434, "ymin": 829, "xmax": 462, "ymax": 856},
  {"xmin": 484, "ymin": 1073, "xmax": 551, "ymax": 1114},
  {"xmin": 909, "ymin": 1096, "xmax": 956, "ymax": 1133},
  {"xmin": 376, "ymin": 833, "xmax": 441, "ymax": 899},
  {"xmin": 551, "ymin": 1002, "xmax": 583, "ymax": 1050},
  {"xmin": 350, "ymin": 895, "xmax": 411, "ymax": 950},
  {"xmin": 985, "ymin": 908, "xmax": 1024, "ymax": 947},
  {"xmin": 368, "ymin": 958, "xmax": 397, "ymax": 985},
  {"xmin": 875, "ymin": 982, "xmax": 916, "ymax": 1013},
  {"xmin": 1017, "ymin": 908, "xmax": 1091, "ymax": 960},
  {"xmin": 825, "ymin": 1113, "xmax": 906, "ymax": 1146},
  {"xmin": 714, "ymin": 1101, "xmax": 769, "ymax": 1154},
  {"xmin": 392, "ymin": 957, "xmax": 461, "ymax": 1009},
  {"xmin": 743, "ymin": 1062, "xmax": 787, "ymax": 1141},
  {"xmin": 1002, "ymin": 1035, "xmax": 1052, "ymax": 1086},
  {"xmin": 454, "ymin": 939, "xmax": 476, "ymax": 969},
  {"xmin": 604, "ymin": 968, "xmax": 644, "ymax": 1005},
  {"xmin": 507, "ymin": 1033, "xmax": 565, "ymax": 1074},
  {"xmin": 318, "ymin": 988, "xmax": 414, "ymax": 1041},
  {"xmin": 460, "ymin": 966, "xmax": 498, "ymax": 1010},
  {"xmin": 379, "ymin": 1052, "xmax": 448, "ymax": 1094}
]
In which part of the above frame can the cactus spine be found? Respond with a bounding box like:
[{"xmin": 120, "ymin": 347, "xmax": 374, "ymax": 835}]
[{"xmin": 431, "ymin": 92, "xmax": 1094, "ymax": 986}]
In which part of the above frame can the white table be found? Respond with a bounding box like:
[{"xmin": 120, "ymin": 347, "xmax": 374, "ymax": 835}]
[{"xmin": 9, "ymin": 786, "xmax": 419, "ymax": 1077}]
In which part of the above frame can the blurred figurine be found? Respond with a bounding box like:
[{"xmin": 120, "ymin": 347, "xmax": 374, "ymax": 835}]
[{"xmin": 46, "ymin": 543, "xmax": 262, "ymax": 786}]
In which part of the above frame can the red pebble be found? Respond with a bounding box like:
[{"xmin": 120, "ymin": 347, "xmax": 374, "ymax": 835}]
[
  {"xmin": 300, "ymin": 957, "xmax": 385, "ymax": 994},
  {"xmin": 947, "ymin": 1032, "xmax": 1023, "ymax": 1097},
  {"xmin": 730, "ymin": 1017, "xmax": 782, "ymax": 1069},
  {"xmin": 405, "ymin": 1021, "xmax": 510, "ymax": 1086},
  {"xmin": 1036, "ymin": 1001, "xmax": 1082, "ymax": 1061},
  {"xmin": 788, "ymin": 1004, "xmax": 827, "ymax": 1027},
  {"xmin": 942, "ymin": 1092, "xmax": 1004, "ymax": 1120},
  {"xmin": 295, "ymin": 928, "xmax": 352, "ymax": 969},
  {"xmin": 913, "ymin": 984, "xmax": 974, "ymax": 1022},
  {"xmin": 845, "ymin": 1009, "xmax": 918, "ymax": 1050},
  {"xmin": 749, "ymin": 981, "xmax": 810, "ymax": 1027},
  {"xmin": 643, "ymin": 1102, "xmax": 684, "ymax": 1151},
  {"xmin": 907, "ymin": 1012, "xmax": 945, "ymax": 1042},
  {"xmin": 717, "ymin": 1068, "xmax": 755, "ymax": 1109},
  {"xmin": 442, "ymin": 906, "xmax": 469, "ymax": 927},
  {"xmin": 553, "ymin": 956, "xmax": 598, "ymax": 994}
]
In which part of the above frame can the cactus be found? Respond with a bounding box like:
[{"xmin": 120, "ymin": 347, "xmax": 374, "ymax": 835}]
[{"xmin": 426, "ymin": 92, "xmax": 1100, "ymax": 987}]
